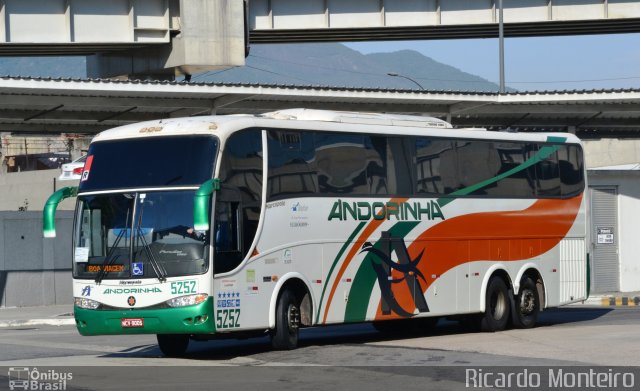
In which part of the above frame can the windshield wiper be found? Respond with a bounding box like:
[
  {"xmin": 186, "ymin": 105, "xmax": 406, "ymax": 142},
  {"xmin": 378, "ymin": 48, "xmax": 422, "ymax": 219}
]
[
  {"xmin": 134, "ymin": 198, "xmax": 167, "ymax": 283},
  {"xmin": 136, "ymin": 226, "xmax": 167, "ymax": 282},
  {"xmin": 95, "ymin": 227, "xmax": 126, "ymax": 283}
]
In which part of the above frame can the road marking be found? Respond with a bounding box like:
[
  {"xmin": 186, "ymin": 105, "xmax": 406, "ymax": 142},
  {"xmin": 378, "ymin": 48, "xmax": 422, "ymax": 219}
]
[
  {"xmin": 0, "ymin": 337, "xmax": 135, "ymax": 353},
  {"xmin": 0, "ymin": 318, "xmax": 75, "ymax": 328}
]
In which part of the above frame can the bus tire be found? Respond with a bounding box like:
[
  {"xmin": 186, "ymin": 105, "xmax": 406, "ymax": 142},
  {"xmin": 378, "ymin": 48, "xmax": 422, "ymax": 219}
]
[
  {"xmin": 480, "ymin": 277, "xmax": 510, "ymax": 332},
  {"xmin": 513, "ymin": 276, "xmax": 540, "ymax": 329},
  {"xmin": 271, "ymin": 289, "xmax": 300, "ymax": 350},
  {"xmin": 157, "ymin": 334, "xmax": 189, "ymax": 357}
]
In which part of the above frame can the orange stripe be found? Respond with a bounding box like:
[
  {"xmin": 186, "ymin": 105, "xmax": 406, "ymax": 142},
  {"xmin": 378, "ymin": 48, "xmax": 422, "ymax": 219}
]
[
  {"xmin": 322, "ymin": 197, "xmax": 408, "ymax": 324},
  {"xmin": 374, "ymin": 195, "xmax": 583, "ymax": 320}
]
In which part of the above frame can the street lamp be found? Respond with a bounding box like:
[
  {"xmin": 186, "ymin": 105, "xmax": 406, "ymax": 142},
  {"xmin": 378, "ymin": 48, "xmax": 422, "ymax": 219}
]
[{"xmin": 387, "ymin": 72, "xmax": 425, "ymax": 90}]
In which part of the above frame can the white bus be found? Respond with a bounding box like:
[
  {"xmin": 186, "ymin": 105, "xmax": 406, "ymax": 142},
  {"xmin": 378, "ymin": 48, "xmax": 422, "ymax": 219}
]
[{"xmin": 43, "ymin": 109, "xmax": 588, "ymax": 356}]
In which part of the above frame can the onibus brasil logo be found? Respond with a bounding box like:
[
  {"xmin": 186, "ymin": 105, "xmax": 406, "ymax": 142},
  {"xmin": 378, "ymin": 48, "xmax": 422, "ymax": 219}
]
[{"xmin": 7, "ymin": 367, "xmax": 72, "ymax": 390}]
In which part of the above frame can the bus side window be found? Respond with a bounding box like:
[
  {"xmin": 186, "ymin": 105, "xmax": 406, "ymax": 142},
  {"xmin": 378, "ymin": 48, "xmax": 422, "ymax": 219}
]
[
  {"xmin": 415, "ymin": 138, "xmax": 456, "ymax": 195},
  {"xmin": 80, "ymin": 208, "xmax": 104, "ymax": 257},
  {"xmin": 559, "ymin": 145, "xmax": 584, "ymax": 197},
  {"xmin": 268, "ymin": 130, "xmax": 317, "ymax": 199},
  {"xmin": 216, "ymin": 129, "xmax": 263, "ymax": 274},
  {"xmin": 215, "ymin": 201, "xmax": 239, "ymax": 252},
  {"xmin": 534, "ymin": 148, "xmax": 561, "ymax": 197}
]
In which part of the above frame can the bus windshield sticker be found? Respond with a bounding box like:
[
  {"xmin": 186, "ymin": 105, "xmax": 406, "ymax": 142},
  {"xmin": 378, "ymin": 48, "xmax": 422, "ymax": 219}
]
[
  {"xmin": 81, "ymin": 155, "xmax": 94, "ymax": 182},
  {"xmin": 74, "ymin": 247, "xmax": 89, "ymax": 263},
  {"xmin": 132, "ymin": 262, "xmax": 144, "ymax": 276}
]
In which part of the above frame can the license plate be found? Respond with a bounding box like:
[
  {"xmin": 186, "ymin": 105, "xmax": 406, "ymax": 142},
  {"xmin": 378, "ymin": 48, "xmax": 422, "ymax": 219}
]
[{"xmin": 121, "ymin": 318, "xmax": 144, "ymax": 328}]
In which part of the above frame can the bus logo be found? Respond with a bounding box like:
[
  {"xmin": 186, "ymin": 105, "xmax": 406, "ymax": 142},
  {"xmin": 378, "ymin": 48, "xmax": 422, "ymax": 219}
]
[
  {"xmin": 127, "ymin": 296, "xmax": 136, "ymax": 306},
  {"xmin": 81, "ymin": 286, "xmax": 91, "ymax": 297},
  {"xmin": 360, "ymin": 231, "xmax": 430, "ymax": 317},
  {"xmin": 8, "ymin": 367, "xmax": 29, "ymax": 390}
]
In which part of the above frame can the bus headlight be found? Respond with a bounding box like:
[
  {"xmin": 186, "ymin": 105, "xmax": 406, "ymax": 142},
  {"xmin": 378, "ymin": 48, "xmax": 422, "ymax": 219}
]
[
  {"xmin": 75, "ymin": 297, "xmax": 100, "ymax": 309},
  {"xmin": 166, "ymin": 294, "xmax": 208, "ymax": 308}
]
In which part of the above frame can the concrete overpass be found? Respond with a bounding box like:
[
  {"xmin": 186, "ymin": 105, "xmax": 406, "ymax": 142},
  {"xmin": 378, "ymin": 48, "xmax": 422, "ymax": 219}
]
[{"xmin": 1, "ymin": 0, "xmax": 640, "ymax": 77}]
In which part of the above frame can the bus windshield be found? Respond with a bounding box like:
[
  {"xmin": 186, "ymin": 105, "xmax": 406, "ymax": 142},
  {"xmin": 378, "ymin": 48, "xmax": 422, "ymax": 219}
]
[
  {"xmin": 73, "ymin": 190, "xmax": 209, "ymax": 280},
  {"xmin": 79, "ymin": 135, "xmax": 218, "ymax": 192}
]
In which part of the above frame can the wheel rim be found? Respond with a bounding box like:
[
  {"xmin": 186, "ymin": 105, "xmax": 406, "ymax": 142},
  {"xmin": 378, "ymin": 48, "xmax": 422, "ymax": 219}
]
[
  {"xmin": 519, "ymin": 289, "xmax": 536, "ymax": 315},
  {"xmin": 490, "ymin": 290, "xmax": 506, "ymax": 321},
  {"xmin": 287, "ymin": 303, "xmax": 300, "ymax": 332}
]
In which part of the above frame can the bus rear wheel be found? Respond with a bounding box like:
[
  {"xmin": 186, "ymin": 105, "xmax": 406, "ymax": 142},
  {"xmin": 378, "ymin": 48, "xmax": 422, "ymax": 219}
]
[
  {"xmin": 513, "ymin": 276, "xmax": 540, "ymax": 329},
  {"xmin": 480, "ymin": 277, "xmax": 510, "ymax": 332},
  {"xmin": 157, "ymin": 334, "xmax": 189, "ymax": 357},
  {"xmin": 271, "ymin": 289, "xmax": 301, "ymax": 350}
]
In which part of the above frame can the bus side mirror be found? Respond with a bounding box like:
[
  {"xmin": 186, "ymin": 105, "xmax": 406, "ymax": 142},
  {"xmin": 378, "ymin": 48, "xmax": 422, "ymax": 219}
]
[
  {"xmin": 194, "ymin": 178, "xmax": 220, "ymax": 231},
  {"xmin": 43, "ymin": 186, "xmax": 78, "ymax": 238}
]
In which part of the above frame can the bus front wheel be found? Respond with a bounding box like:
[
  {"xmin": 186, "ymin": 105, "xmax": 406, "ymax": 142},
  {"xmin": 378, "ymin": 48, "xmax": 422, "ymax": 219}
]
[
  {"xmin": 513, "ymin": 276, "xmax": 540, "ymax": 329},
  {"xmin": 480, "ymin": 277, "xmax": 510, "ymax": 332},
  {"xmin": 271, "ymin": 289, "xmax": 300, "ymax": 350},
  {"xmin": 157, "ymin": 334, "xmax": 189, "ymax": 357}
]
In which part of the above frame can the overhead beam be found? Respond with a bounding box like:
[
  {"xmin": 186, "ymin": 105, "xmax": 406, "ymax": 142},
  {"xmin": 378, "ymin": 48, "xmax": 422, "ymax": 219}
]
[
  {"xmin": 0, "ymin": 94, "xmax": 216, "ymax": 110},
  {"xmin": 218, "ymin": 99, "xmax": 451, "ymax": 114},
  {"xmin": 24, "ymin": 105, "xmax": 64, "ymax": 121},
  {"xmin": 452, "ymin": 117, "xmax": 640, "ymax": 128},
  {"xmin": 0, "ymin": 122, "xmax": 110, "ymax": 133},
  {"xmin": 460, "ymin": 103, "xmax": 640, "ymax": 114},
  {"xmin": 250, "ymin": 18, "xmax": 640, "ymax": 43},
  {"xmin": 0, "ymin": 109, "xmax": 166, "ymax": 122}
]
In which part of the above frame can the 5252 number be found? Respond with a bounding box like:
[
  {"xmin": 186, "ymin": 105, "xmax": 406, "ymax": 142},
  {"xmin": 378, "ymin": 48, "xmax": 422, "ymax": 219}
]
[
  {"xmin": 216, "ymin": 309, "xmax": 240, "ymax": 329},
  {"xmin": 171, "ymin": 280, "xmax": 196, "ymax": 295}
]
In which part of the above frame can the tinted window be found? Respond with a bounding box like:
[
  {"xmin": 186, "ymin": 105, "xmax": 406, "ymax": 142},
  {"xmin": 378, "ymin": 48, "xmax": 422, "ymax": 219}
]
[
  {"xmin": 415, "ymin": 138, "xmax": 574, "ymax": 198},
  {"xmin": 267, "ymin": 130, "xmax": 317, "ymax": 200},
  {"xmin": 387, "ymin": 137, "xmax": 415, "ymax": 194},
  {"xmin": 80, "ymin": 136, "xmax": 217, "ymax": 191},
  {"xmin": 219, "ymin": 130, "xmax": 263, "ymax": 204},
  {"xmin": 265, "ymin": 130, "xmax": 584, "ymax": 200},
  {"xmin": 483, "ymin": 142, "xmax": 536, "ymax": 197},
  {"xmin": 315, "ymin": 134, "xmax": 389, "ymax": 195},
  {"xmin": 559, "ymin": 145, "xmax": 585, "ymax": 197},
  {"xmin": 217, "ymin": 130, "xmax": 263, "ymax": 272},
  {"xmin": 534, "ymin": 146, "xmax": 561, "ymax": 197},
  {"xmin": 415, "ymin": 138, "xmax": 455, "ymax": 195}
]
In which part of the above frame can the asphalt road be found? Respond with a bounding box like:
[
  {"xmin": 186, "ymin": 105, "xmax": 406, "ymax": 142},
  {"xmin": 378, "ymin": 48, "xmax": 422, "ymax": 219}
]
[{"xmin": 0, "ymin": 306, "xmax": 638, "ymax": 390}]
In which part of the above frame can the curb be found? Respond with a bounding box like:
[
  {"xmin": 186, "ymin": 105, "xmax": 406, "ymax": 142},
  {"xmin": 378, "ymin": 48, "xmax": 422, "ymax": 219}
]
[
  {"xmin": 0, "ymin": 318, "xmax": 76, "ymax": 328},
  {"xmin": 579, "ymin": 296, "xmax": 640, "ymax": 307},
  {"xmin": 597, "ymin": 296, "xmax": 640, "ymax": 307}
]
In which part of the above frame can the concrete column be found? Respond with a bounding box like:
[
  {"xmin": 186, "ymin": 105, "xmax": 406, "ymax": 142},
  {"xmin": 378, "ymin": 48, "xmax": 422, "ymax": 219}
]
[{"xmin": 88, "ymin": 0, "xmax": 247, "ymax": 78}]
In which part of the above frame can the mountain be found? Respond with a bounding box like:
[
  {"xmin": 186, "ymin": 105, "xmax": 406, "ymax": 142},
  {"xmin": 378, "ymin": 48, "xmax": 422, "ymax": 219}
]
[
  {"xmin": 200, "ymin": 43, "xmax": 500, "ymax": 91},
  {"xmin": 0, "ymin": 43, "xmax": 501, "ymax": 92}
]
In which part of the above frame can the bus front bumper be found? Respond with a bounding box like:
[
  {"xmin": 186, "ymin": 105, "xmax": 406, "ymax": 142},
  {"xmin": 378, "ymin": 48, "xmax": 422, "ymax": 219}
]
[{"xmin": 74, "ymin": 297, "xmax": 216, "ymax": 335}]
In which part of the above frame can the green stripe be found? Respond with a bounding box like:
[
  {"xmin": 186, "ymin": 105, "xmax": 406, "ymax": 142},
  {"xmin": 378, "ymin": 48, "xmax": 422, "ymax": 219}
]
[
  {"xmin": 344, "ymin": 221, "xmax": 420, "ymax": 323},
  {"xmin": 315, "ymin": 221, "xmax": 366, "ymax": 323},
  {"xmin": 437, "ymin": 144, "xmax": 561, "ymax": 208},
  {"xmin": 546, "ymin": 136, "xmax": 567, "ymax": 143}
]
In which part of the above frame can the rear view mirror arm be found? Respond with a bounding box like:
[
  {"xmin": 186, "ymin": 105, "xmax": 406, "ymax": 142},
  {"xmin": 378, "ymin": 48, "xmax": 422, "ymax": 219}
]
[{"xmin": 43, "ymin": 186, "xmax": 78, "ymax": 238}]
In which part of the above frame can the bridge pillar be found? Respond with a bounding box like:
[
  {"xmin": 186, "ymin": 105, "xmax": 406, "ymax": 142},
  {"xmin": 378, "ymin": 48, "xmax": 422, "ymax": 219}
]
[{"xmin": 87, "ymin": 0, "xmax": 247, "ymax": 79}]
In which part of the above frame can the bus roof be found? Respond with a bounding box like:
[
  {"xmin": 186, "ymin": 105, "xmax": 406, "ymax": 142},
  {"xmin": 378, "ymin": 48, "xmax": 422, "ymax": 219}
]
[{"xmin": 91, "ymin": 109, "xmax": 581, "ymax": 145}]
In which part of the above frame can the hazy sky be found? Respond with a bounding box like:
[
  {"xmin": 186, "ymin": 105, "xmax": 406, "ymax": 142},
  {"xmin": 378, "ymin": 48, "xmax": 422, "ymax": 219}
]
[{"xmin": 346, "ymin": 33, "xmax": 640, "ymax": 91}]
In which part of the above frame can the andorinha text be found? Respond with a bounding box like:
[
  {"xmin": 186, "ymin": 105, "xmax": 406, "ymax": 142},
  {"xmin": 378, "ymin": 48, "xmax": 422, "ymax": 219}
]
[
  {"xmin": 103, "ymin": 287, "xmax": 162, "ymax": 294},
  {"xmin": 328, "ymin": 200, "xmax": 445, "ymax": 221}
]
